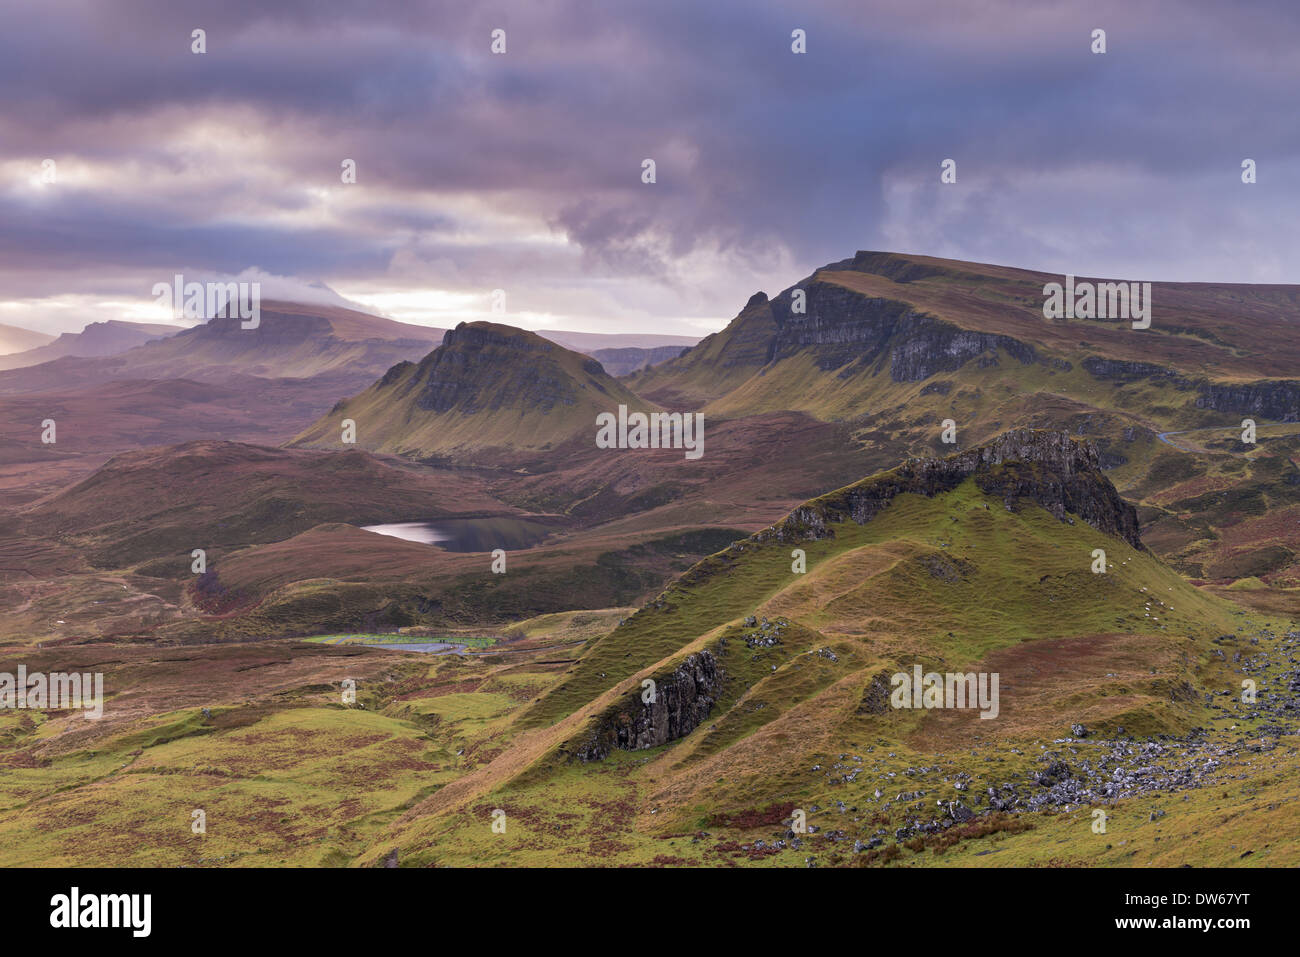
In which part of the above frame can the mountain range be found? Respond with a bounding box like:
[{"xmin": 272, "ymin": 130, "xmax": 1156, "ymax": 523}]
[{"xmin": 0, "ymin": 320, "xmax": 185, "ymax": 370}]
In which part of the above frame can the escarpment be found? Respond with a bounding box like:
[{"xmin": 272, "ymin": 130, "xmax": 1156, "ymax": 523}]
[
  {"xmin": 1081, "ymin": 357, "xmax": 1185, "ymax": 382},
  {"xmin": 1079, "ymin": 358, "xmax": 1299, "ymax": 421},
  {"xmin": 760, "ymin": 279, "xmax": 1038, "ymax": 381},
  {"xmin": 1194, "ymin": 380, "xmax": 1300, "ymax": 422},
  {"xmin": 757, "ymin": 429, "xmax": 1143, "ymax": 549}
]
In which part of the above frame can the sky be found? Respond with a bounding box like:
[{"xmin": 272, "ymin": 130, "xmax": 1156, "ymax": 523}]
[{"xmin": 2, "ymin": 0, "xmax": 1299, "ymax": 336}]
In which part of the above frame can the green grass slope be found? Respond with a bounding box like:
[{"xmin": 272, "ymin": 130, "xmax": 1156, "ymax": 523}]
[
  {"xmin": 291, "ymin": 321, "xmax": 650, "ymax": 462},
  {"xmin": 356, "ymin": 441, "xmax": 1291, "ymax": 867}
]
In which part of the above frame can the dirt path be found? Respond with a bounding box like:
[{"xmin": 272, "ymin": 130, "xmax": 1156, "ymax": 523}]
[{"xmin": 1155, "ymin": 420, "xmax": 1296, "ymax": 452}]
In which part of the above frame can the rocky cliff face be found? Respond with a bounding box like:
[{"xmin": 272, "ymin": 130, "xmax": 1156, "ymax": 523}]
[
  {"xmin": 589, "ymin": 345, "xmax": 689, "ymax": 377},
  {"xmin": 760, "ymin": 280, "xmax": 1037, "ymax": 381},
  {"xmin": 1079, "ymin": 357, "xmax": 1299, "ymax": 422},
  {"xmin": 758, "ymin": 429, "xmax": 1144, "ymax": 549},
  {"xmin": 406, "ymin": 322, "xmax": 603, "ymax": 415},
  {"xmin": 193, "ymin": 311, "xmax": 332, "ymax": 346},
  {"xmin": 293, "ymin": 320, "xmax": 646, "ymax": 458},
  {"xmin": 1195, "ymin": 381, "xmax": 1300, "ymax": 422},
  {"xmin": 1081, "ymin": 357, "xmax": 1186, "ymax": 383},
  {"xmin": 646, "ymin": 271, "xmax": 1044, "ymax": 397},
  {"xmin": 640, "ymin": 249, "xmax": 1299, "ymax": 415},
  {"xmin": 572, "ymin": 650, "xmax": 722, "ymax": 762}
]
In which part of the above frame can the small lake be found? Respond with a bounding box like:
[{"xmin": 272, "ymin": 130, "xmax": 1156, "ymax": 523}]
[
  {"xmin": 361, "ymin": 516, "xmax": 554, "ymax": 552},
  {"xmin": 310, "ymin": 636, "xmax": 483, "ymax": 655},
  {"xmin": 368, "ymin": 641, "xmax": 467, "ymax": 654}
]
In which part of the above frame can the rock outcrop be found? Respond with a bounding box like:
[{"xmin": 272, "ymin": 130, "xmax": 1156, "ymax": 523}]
[
  {"xmin": 1195, "ymin": 380, "xmax": 1300, "ymax": 422},
  {"xmin": 572, "ymin": 651, "xmax": 722, "ymax": 762},
  {"xmin": 1080, "ymin": 358, "xmax": 1299, "ymax": 422},
  {"xmin": 759, "ymin": 429, "xmax": 1144, "ymax": 549},
  {"xmin": 588, "ymin": 345, "xmax": 690, "ymax": 377},
  {"xmin": 1081, "ymin": 357, "xmax": 1186, "ymax": 383}
]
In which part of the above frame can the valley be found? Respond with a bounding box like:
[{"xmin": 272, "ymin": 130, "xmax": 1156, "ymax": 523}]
[{"xmin": 1, "ymin": 251, "xmax": 1297, "ymax": 868}]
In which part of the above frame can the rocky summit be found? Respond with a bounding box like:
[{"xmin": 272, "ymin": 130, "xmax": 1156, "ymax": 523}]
[
  {"xmin": 765, "ymin": 429, "xmax": 1143, "ymax": 550},
  {"xmin": 291, "ymin": 320, "xmax": 645, "ymax": 460}
]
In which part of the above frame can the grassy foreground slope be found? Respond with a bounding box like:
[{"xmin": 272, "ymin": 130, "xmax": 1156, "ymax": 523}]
[
  {"xmin": 349, "ymin": 431, "xmax": 1298, "ymax": 866},
  {"xmin": 0, "ymin": 612, "xmax": 616, "ymax": 866},
  {"xmin": 3, "ymin": 431, "xmax": 1294, "ymax": 867}
]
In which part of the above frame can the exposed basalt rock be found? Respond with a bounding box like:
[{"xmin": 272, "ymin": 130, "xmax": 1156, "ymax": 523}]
[
  {"xmin": 761, "ymin": 280, "xmax": 1037, "ymax": 382},
  {"xmin": 756, "ymin": 429, "xmax": 1143, "ymax": 549},
  {"xmin": 889, "ymin": 318, "xmax": 1036, "ymax": 381},
  {"xmin": 1097, "ymin": 448, "xmax": 1129, "ymax": 469},
  {"xmin": 199, "ymin": 312, "xmax": 334, "ymax": 346},
  {"xmin": 857, "ymin": 670, "xmax": 893, "ymax": 715},
  {"xmin": 1080, "ymin": 358, "xmax": 1299, "ymax": 422},
  {"xmin": 588, "ymin": 345, "xmax": 689, "ymax": 376},
  {"xmin": 404, "ymin": 321, "xmax": 602, "ymax": 415},
  {"xmin": 573, "ymin": 651, "xmax": 722, "ymax": 761},
  {"xmin": 378, "ymin": 360, "xmax": 414, "ymax": 387},
  {"xmin": 1082, "ymin": 356, "xmax": 1188, "ymax": 384},
  {"xmin": 1195, "ymin": 380, "xmax": 1300, "ymax": 422}
]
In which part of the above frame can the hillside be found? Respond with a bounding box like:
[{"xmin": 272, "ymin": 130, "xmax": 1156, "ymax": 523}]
[
  {"xmin": 624, "ymin": 250, "xmax": 1300, "ymax": 608},
  {"xmin": 632, "ymin": 250, "xmax": 1300, "ymax": 410},
  {"xmin": 521, "ymin": 429, "xmax": 1147, "ymax": 727},
  {"xmin": 0, "ymin": 301, "xmax": 445, "ymax": 395},
  {"xmin": 589, "ymin": 345, "xmax": 690, "ymax": 376},
  {"xmin": 291, "ymin": 321, "xmax": 648, "ymax": 462},
  {"xmin": 0, "ymin": 302, "xmax": 452, "ymax": 503},
  {"xmin": 628, "ymin": 251, "xmax": 1300, "ymax": 439},
  {"xmin": 342, "ymin": 429, "xmax": 1291, "ymax": 867},
  {"xmin": 18, "ymin": 440, "xmax": 514, "ymax": 567},
  {"xmin": 1, "ymin": 433, "xmax": 1294, "ymax": 869},
  {"xmin": 0, "ymin": 319, "xmax": 185, "ymax": 370},
  {"xmin": 0, "ymin": 321, "xmax": 53, "ymax": 356}
]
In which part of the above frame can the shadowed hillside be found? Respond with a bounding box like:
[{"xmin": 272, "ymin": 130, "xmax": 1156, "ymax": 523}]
[
  {"xmin": 0, "ymin": 319, "xmax": 185, "ymax": 370},
  {"xmin": 291, "ymin": 321, "xmax": 649, "ymax": 463},
  {"xmin": 0, "ymin": 301, "xmax": 445, "ymax": 395}
]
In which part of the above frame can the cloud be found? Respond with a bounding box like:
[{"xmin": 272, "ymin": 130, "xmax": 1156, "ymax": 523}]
[{"xmin": 3, "ymin": 0, "xmax": 1300, "ymax": 334}]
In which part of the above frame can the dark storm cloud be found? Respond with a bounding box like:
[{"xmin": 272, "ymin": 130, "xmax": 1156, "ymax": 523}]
[{"xmin": 3, "ymin": 0, "xmax": 1300, "ymax": 332}]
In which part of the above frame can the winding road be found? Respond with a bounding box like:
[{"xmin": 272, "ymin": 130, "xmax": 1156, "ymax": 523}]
[
  {"xmin": 1155, "ymin": 429, "xmax": 1206, "ymax": 452},
  {"xmin": 1155, "ymin": 422, "xmax": 1294, "ymax": 452}
]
